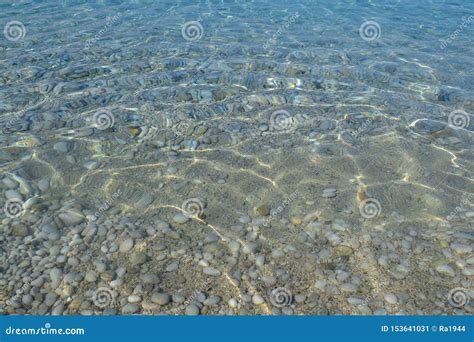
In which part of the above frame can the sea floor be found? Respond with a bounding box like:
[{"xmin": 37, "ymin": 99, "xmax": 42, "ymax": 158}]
[{"xmin": 0, "ymin": 0, "xmax": 473, "ymax": 315}]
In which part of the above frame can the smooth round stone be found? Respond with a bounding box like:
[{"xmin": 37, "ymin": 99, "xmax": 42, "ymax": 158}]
[
  {"xmin": 435, "ymin": 264, "xmax": 455, "ymax": 277},
  {"xmin": 49, "ymin": 268, "xmax": 62, "ymax": 285},
  {"xmin": 83, "ymin": 161, "xmax": 99, "ymax": 170},
  {"xmin": 130, "ymin": 252, "xmax": 147, "ymax": 266},
  {"xmin": 173, "ymin": 213, "xmax": 189, "ymax": 224},
  {"xmin": 110, "ymin": 279, "xmax": 123, "ymax": 288},
  {"xmin": 322, "ymin": 188, "xmax": 337, "ymax": 198},
  {"xmin": 451, "ymin": 243, "xmax": 472, "ymax": 254},
  {"xmin": 271, "ymin": 249, "xmax": 284, "ymax": 258},
  {"xmin": 128, "ymin": 295, "xmax": 142, "ymax": 304},
  {"xmin": 5, "ymin": 189, "xmax": 22, "ymax": 200},
  {"xmin": 167, "ymin": 167, "xmax": 178, "ymax": 174},
  {"xmin": 228, "ymin": 298, "xmax": 238, "ymax": 308},
  {"xmin": 242, "ymin": 242, "xmax": 261, "ymax": 254},
  {"xmin": 151, "ymin": 293, "xmax": 171, "ymax": 305},
  {"xmin": 238, "ymin": 216, "xmax": 251, "ymax": 224},
  {"xmin": 2, "ymin": 177, "xmax": 18, "ymax": 189},
  {"xmin": 58, "ymin": 209, "xmax": 85, "ymax": 226},
  {"xmin": 53, "ymin": 141, "xmax": 69, "ymax": 153},
  {"xmin": 384, "ymin": 293, "xmax": 398, "ymax": 305},
  {"xmin": 122, "ymin": 303, "xmax": 139, "ymax": 314},
  {"xmin": 22, "ymin": 294, "xmax": 33, "ymax": 306},
  {"xmin": 256, "ymin": 255, "xmax": 265, "ymax": 267},
  {"xmin": 166, "ymin": 262, "xmax": 179, "ymax": 272},
  {"xmin": 38, "ymin": 178, "xmax": 50, "ymax": 192},
  {"xmin": 262, "ymin": 275, "xmax": 277, "ymax": 287},
  {"xmin": 67, "ymin": 257, "xmax": 79, "ymax": 267},
  {"xmin": 185, "ymin": 304, "xmax": 200, "ymax": 315},
  {"xmin": 294, "ymin": 294, "xmax": 306, "ymax": 303},
  {"xmin": 259, "ymin": 124, "xmax": 269, "ymax": 132},
  {"xmin": 255, "ymin": 204, "xmax": 270, "ymax": 216},
  {"xmin": 142, "ymin": 273, "xmax": 159, "ymax": 284},
  {"xmin": 141, "ymin": 301, "xmax": 159, "ymax": 311},
  {"xmin": 203, "ymin": 296, "xmax": 221, "ymax": 306},
  {"xmin": 462, "ymin": 266, "xmax": 474, "ymax": 276},
  {"xmin": 198, "ymin": 260, "xmax": 209, "ymax": 267},
  {"xmin": 135, "ymin": 193, "xmax": 154, "ymax": 209},
  {"xmin": 374, "ymin": 308, "xmax": 388, "ymax": 315},
  {"xmin": 172, "ymin": 294, "xmax": 185, "ymax": 304},
  {"xmin": 203, "ymin": 267, "xmax": 221, "ymax": 276},
  {"xmin": 119, "ymin": 238, "xmax": 134, "ymax": 253},
  {"xmin": 229, "ymin": 241, "xmax": 240, "ymax": 253},
  {"xmin": 340, "ymin": 283, "xmax": 358, "ymax": 293},
  {"xmin": 252, "ymin": 294, "xmax": 265, "ymax": 305}
]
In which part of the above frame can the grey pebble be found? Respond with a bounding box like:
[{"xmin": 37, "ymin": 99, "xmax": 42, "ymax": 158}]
[
  {"xmin": 151, "ymin": 293, "xmax": 171, "ymax": 305},
  {"xmin": 119, "ymin": 238, "xmax": 134, "ymax": 253},
  {"xmin": 173, "ymin": 213, "xmax": 189, "ymax": 224},
  {"xmin": 185, "ymin": 304, "xmax": 200, "ymax": 315}
]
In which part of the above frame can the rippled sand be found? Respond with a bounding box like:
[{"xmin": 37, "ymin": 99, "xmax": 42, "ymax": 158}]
[{"xmin": 0, "ymin": 1, "xmax": 473, "ymax": 315}]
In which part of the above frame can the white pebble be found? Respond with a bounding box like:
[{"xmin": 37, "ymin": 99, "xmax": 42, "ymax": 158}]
[{"xmin": 384, "ymin": 293, "xmax": 398, "ymax": 305}]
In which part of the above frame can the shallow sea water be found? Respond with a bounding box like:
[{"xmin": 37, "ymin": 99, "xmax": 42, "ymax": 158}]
[{"xmin": 0, "ymin": 0, "xmax": 473, "ymax": 315}]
